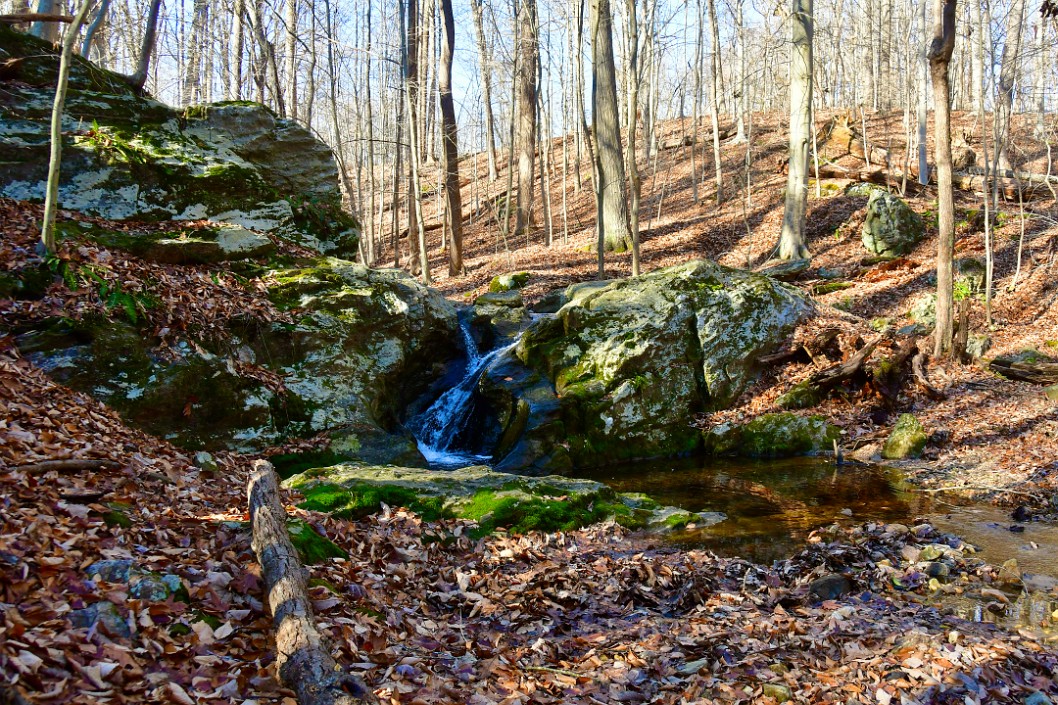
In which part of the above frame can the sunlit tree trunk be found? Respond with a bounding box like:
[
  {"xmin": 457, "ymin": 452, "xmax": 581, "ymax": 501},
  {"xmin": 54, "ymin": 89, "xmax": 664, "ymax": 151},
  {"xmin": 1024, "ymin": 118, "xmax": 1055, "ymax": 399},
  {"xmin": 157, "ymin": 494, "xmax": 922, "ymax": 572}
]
[
  {"xmin": 229, "ymin": 0, "xmax": 245, "ymax": 100},
  {"xmin": 705, "ymin": 0, "xmax": 723, "ymax": 204},
  {"xmin": 918, "ymin": 0, "xmax": 930, "ymax": 185},
  {"xmin": 513, "ymin": 0, "xmax": 539, "ymax": 240},
  {"xmin": 128, "ymin": 0, "xmax": 162, "ymax": 92},
  {"xmin": 624, "ymin": 0, "xmax": 641, "ymax": 275},
  {"xmin": 777, "ymin": 0, "xmax": 813, "ymax": 261},
  {"xmin": 285, "ymin": 0, "xmax": 298, "ymax": 120},
  {"xmin": 930, "ymin": 0, "xmax": 957, "ymax": 357},
  {"xmin": 30, "ymin": 0, "xmax": 59, "ymax": 42},
  {"xmin": 591, "ymin": 0, "xmax": 631, "ymax": 256}
]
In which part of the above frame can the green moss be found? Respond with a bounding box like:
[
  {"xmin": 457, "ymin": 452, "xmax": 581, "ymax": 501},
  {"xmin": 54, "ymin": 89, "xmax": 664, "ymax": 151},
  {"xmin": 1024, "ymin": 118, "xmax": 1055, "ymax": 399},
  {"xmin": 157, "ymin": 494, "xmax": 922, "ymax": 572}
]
[
  {"xmin": 308, "ymin": 577, "xmax": 340, "ymax": 593},
  {"xmin": 881, "ymin": 414, "xmax": 927, "ymax": 460},
  {"xmin": 297, "ymin": 482, "xmax": 450, "ymax": 522},
  {"xmin": 777, "ymin": 380, "xmax": 826, "ymax": 410},
  {"xmin": 461, "ymin": 489, "xmax": 630, "ymax": 537},
  {"xmin": 705, "ymin": 413, "xmax": 840, "ymax": 458},
  {"xmin": 286, "ymin": 519, "xmax": 347, "ymax": 564},
  {"xmin": 812, "ymin": 281, "xmax": 853, "ymax": 295}
]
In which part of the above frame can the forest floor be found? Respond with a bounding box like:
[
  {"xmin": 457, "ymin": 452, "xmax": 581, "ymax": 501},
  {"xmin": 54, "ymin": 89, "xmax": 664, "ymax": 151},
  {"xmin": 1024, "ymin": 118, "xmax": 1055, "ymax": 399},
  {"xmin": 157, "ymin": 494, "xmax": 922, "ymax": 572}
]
[
  {"xmin": 390, "ymin": 108, "xmax": 1058, "ymax": 510},
  {"xmin": 3, "ymin": 110, "xmax": 1058, "ymax": 703}
]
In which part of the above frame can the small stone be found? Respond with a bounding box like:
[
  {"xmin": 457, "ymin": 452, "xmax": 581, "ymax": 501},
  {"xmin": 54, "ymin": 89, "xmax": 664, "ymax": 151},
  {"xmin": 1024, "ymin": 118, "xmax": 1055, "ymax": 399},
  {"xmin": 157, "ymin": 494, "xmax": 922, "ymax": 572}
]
[
  {"xmin": 998, "ymin": 558, "xmax": 1022, "ymax": 586},
  {"xmin": 911, "ymin": 523, "xmax": 933, "ymax": 538},
  {"xmin": 69, "ymin": 601, "xmax": 131, "ymax": 639},
  {"xmin": 129, "ymin": 573, "xmax": 173, "ymax": 602},
  {"xmin": 861, "ymin": 191, "xmax": 926, "ymax": 257},
  {"xmin": 85, "ymin": 559, "xmax": 133, "ymax": 583},
  {"xmin": 678, "ymin": 658, "xmax": 709, "ymax": 675},
  {"xmin": 907, "ymin": 293, "xmax": 937, "ymax": 328},
  {"xmin": 922, "ymin": 562, "xmax": 950, "ymax": 578},
  {"xmin": 489, "ymin": 272, "xmax": 531, "ymax": 293},
  {"xmin": 193, "ymin": 451, "xmax": 219, "ymax": 473},
  {"xmin": 884, "ymin": 523, "xmax": 910, "ymax": 537},
  {"xmin": 1044, "ymin": 385, "xmax": 1058, "ymax": 402},
  {"xmin": 919, "ymin": 545, "xmax": 945, "ymax": 561},
  {"xmin": 966, "ymin": 334, "xmax": 992, "ymax": 360},
  {"xmin": 809, "ymin": 574, "xmax": 852, "ymax": 601},
  {"xmin": 762, "ymin": 683, "xmax": 793, "ymax": 703}
]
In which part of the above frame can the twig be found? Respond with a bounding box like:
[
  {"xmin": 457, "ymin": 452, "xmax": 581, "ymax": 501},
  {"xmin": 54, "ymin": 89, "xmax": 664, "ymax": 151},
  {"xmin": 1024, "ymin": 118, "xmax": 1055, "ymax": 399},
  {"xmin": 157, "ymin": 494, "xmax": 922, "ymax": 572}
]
[{"xmin": 526, "ymin": 666, "xmax": 585, "ymax": 679}]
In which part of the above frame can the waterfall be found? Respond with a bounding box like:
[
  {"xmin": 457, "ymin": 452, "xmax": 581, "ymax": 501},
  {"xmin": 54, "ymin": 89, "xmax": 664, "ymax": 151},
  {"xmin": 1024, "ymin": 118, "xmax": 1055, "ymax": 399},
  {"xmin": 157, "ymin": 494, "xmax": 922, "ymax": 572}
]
[{"xmin": 410, "ymin": 319, "xmax": 517, "ymax": 468}]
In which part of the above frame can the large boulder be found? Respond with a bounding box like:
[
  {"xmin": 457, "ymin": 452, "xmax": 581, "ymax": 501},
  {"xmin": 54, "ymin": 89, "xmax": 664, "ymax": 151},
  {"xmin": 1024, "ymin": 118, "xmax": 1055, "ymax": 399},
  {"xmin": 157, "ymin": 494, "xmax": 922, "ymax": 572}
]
[
  {"xmin": 861, "ymin": 191, "xmax": 925, "ymax": 258},
  {"xmin": 475, "ymin": 260, "xmax": 815, "ymax": 473},
  {"xmin": 16, "ymin": 258, "xmax": 461, "ymax": 460},
  {"xmin": 0, "ymin": 26, "xmax": 357, "ymax": 256}
]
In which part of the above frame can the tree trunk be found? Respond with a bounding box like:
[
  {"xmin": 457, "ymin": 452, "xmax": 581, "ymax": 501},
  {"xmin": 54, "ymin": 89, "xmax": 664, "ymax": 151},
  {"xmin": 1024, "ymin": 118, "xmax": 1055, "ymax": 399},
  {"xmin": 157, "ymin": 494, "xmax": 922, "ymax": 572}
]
[
  {"xmin": 247, "ymin": 461, "xmax": 377, "ymax": 705},
  {"xmin": 591, "ymin": 0, "xmax": 631, "ymax": 254},
  {"xmin": 705, "ymin": 0, "xmax": 724, "ymax": 204},
  {"xmin": 40, "ymin": 0, "xmax": 96, "ymax": 255},
  {"xmin": 80, "ymin": 0, "xmax": 110, "ymax": 58},
  {"xmin": 30, "ymin": 0, "xmax": 59, "ymax": 42},
  {"xmin": 625, "ymin": 0, "xmax": 642, "ymax": 275},
  {"xmin": 285, "ymin": 0, "xmax": 298, "ymax": 120},
  {"xmin": 513, "ymin": 0, "xmax": 539, "ymax": 240},
  {"xmin": 229, "ymin": 0, "xmax": 245, "ymax": 100},
  {"xmin": 128, "ymin": 0, "xmax": 162, "ymax": 92},
  {"xmin": 917, "ymin": 0, "xmax": 929, "ymax": 185},
  {"xmin": 995, "ymin": 0, "xmax": 1026, "ymax": 172},
  {"xmin": 438, "ymin": 0, "xmax": 463, "ymax": 276},
  {"xmin": 929, "ymin": 0, "xmax": 957, "ymax": 357},
  {"xmin": 402, "ymin": 0, "xmax": 429, "ymax": 284},
  {"xmin": 469, "ymin": 0, "xmax": 498, "ymax": 182},
  {"xmin": 778, "ymin": 0, "xmax": 813, "ymax": 261}
]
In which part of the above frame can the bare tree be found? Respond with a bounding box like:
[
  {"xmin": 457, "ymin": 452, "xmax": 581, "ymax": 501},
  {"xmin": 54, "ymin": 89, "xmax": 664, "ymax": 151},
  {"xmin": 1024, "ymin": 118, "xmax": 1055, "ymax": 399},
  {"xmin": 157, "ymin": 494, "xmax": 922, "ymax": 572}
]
[
  {"xmin": 41, "ymin": 0, "xmax": 97, "ymax": 254},
  {"xmin": 128, "ymin": 0, "xmax": 162, "ymax": 92},
  {"xmin": 469, "ymin": 0, "xmax": 498, "ymax": 181},
  {"xmin": 777, "ymin": 0, "xmax": 814, "ymax": 261},
  {"xmin": 438, "ymin": 0, "xmax": 463, "ymax": 275},
  {"xmin": 929, "ymin": 0, "xmax": 957, "ymax": 357},
  {"xmin": 995, "ymin": 0, "xmax": 1027, "ymax": 172},
  {"xmin": 513, "ymin": 0, "xmax": 539, "ymax": 240},
  {"xmin": 591, "ymin": 0, "xmax": 631, "ymax": 262}
]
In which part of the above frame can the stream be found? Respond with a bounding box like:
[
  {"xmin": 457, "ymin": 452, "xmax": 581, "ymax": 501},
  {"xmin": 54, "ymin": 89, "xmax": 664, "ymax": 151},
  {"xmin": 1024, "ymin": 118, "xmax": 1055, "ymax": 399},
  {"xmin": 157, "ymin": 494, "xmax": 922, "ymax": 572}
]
[
  {"xmin": 582, "ymin": 456, "xmax": 1058, "ymax": 641},
  {"xmin": 408, "ymin": 319, "xmax": 1058, "ymax": 641}
]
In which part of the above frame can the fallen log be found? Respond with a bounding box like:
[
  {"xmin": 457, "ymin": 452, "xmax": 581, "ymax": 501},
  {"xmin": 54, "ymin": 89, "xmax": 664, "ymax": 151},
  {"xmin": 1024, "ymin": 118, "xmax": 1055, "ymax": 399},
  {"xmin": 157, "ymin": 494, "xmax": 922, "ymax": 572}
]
[
  {"xmin": 989, "ymin": 358, "xmax": 1058, "ymax": 385},
  {"xmin": 11, "ymin": 459, "xmax": 121, "ymax": 475},
  {"xmin": 248, "ymin": 460, "xmax": 376, "ymax": 705},
  {"xmin": 778, "ymin": 337, "xmax": 881, "ymax": 409}
]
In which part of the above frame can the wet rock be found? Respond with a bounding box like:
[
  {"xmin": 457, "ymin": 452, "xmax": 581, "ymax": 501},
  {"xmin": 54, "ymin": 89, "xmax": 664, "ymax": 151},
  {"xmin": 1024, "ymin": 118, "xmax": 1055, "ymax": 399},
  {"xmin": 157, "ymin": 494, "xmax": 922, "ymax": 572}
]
[
  {"xmin": 85, "ymin": 559, "xmax": 133, "ymax": 583},
  {"xmin": 530, "ymin": 288, "xmax": 567, "ymax": 314},
  {"xmin": 762, "ymin": 683, "xmax": 793, "ymax": 703},
  {"xmin": 472, "ymin": 290, "xmax": 530, "ymax": 346},
  {"xmin": 998, "ymin": 558, "xmax": 1022, "ymax": 586},
  {"xmin": 918, "ymin": 545, "xmax": 946, "ymax": 561},
  {"xmin": 881, "ymin": 414, "xmax": 927, "ymax": 460},
  {"xmin": 809, "ymin": 574, "xmax": 852, "ymax": 601},
  {"xmin": 861, "ymin": 191, "xmax": 925, "ymax": 257},
  {"xmin": 921, "ymin": 562, "xmax": 950, "ymax": 578},
  {"xmin": 69, "ymin": 601, "xmax": 131, "ymax": 639},
  {"xmin": 884, "ymin": 523, "xmax": 911, "ymax": 538}
]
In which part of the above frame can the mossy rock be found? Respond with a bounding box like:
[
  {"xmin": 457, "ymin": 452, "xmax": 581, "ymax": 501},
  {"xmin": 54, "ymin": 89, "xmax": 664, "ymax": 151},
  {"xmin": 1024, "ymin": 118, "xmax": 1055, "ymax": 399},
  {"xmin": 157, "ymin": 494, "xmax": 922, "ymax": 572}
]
[
  {"xmin": 908, "ymin": 292, "xmax": 937, "ymax": 328},
  {"xmin": 861, "ymin": 191, "xmax": 925, "ymax": 257},
  {"xmin": 703, "ymin": 413, "xmax": 840, "ymax": 458},
  {"xmin": 284, "ymin": 462, "xmax": 710, "ymax": 536},
  {"xmin": 489, "ymin": 272, "xmax": 531, "ymax": 293},
  {"xmin": 881, "ymin": 414, "xmax": 927, "ymax": 459},
  {"xmin": 478, "ymin": 260, "xmax": 815, "ymax": 471},
  {"xmin": 776, "ymin": 380, "xmax": 827, "ymax": 410},
  {"xmin": 0, "ymin": 27, "xmax": 357, "ymax": 256},
  {"xmin": 81, "ymin": 223, "xmax": 274, "ymax": 264}
]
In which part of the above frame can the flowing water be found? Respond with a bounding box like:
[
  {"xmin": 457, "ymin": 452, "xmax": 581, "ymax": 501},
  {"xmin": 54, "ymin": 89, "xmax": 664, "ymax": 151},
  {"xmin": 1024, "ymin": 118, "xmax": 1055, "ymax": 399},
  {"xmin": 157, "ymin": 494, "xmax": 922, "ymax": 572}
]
[
  {"xmin": 581, "ymin": 455, "xmax": 1058, "ymax": 639},
  {"xmin": 409, "ymin": 321, "xmax": 517, "ymax": 468}
]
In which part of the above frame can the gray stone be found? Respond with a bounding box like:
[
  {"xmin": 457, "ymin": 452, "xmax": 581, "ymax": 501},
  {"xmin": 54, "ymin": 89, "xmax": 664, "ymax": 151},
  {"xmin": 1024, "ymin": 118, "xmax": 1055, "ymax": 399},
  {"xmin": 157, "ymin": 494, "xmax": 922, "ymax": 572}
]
[
  {"xmin": 966, "ymin": 334, "xmax": 992, "ymax": 360},
  {"xmin": 193, "ymin": 451, "xmax": 219, "ymax": 473},
  {"xmin": 703, "ymin": 413, "xmax": 840, "ymax": 458},
  {"xmin": 955, "ymin": 257, "xmax": 987, "ymax": 294},
  {"xmin": 908, "ymin": 292, "xmax": 937, "ymax": 328},
  {"xmin": 69, "ymin": 602, "xmax": 131, "ymax": 639},
  {"xmin": 921, "ymin": 562, "xmax": 950, "ymax": 578},
  {"xmin": 861, "ymin": 191, "xmax": 926, "ymax": 257},
  {"xmin": 85, "ymin": 559, "xmax": 133, "ymax": 583},
  {"xmin": 845, "ymin": 182, "xmax": 886, "ymax": 198},
  {"xmin": 809, "ymin": 573, "xmax": 852, "ymax": 601},
  {"xmin": 758, "ymin": 258, "xmax": 812, "ymax": 282},
  {"xmin": 129, "ymin": 573, "xmax": 174, "ymax": 602}
]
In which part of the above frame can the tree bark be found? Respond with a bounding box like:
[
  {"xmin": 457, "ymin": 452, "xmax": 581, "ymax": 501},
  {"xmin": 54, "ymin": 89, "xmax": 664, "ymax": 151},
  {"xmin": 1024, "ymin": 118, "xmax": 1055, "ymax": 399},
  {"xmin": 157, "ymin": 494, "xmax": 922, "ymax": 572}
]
[
  {"xmin": 438, "ymin": 0, "xmax": 463, "ymax": 276},
  {"xmin": 247, "ymin": 460, "xmax": 376, "ymax": 705},
  {"xmin": 995, "ymin": 0, "xmax": 1027, "ymax": 172},
  {"xmin": 625, "ymin": 0, "xmax": 641, "ymax": 275},
  {"xmin": 469, "ymin": 0, "xmax": 498, "ymax": 182},
  {"xmin": 778, "ymin": 0, "xmax": 814, "ymax": 260},
  {"xmin": 128, "ymin": 0, "xmax": 162, "ymax": 92},
  {"xmin": 591, "ymin": 0, "xmax": 631, "ymax": 254},
  {"xmin": 929, "ymin": 0, "xmax": 957, "ymax": 357},
  {"xmin": 705, "ymin": 0, "xmax": 724, "ymax": 204},
  {"xmin": 40, "ymin": 0, "xmax": 95, "ymax": 255},
  {"xmin": 513, "ymin": 0, "xmax": 539, "ymax": 240}
]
